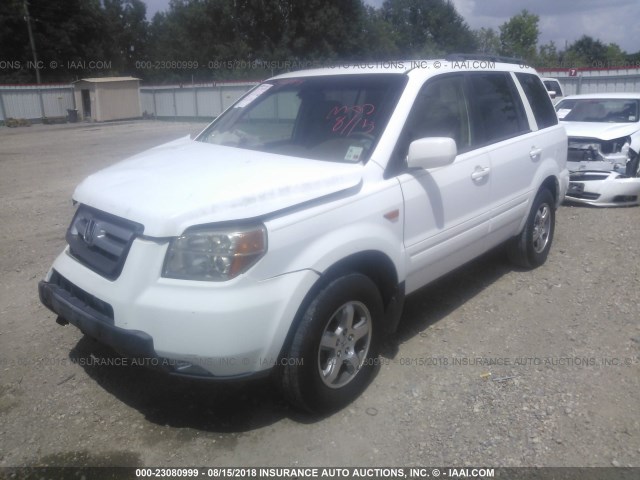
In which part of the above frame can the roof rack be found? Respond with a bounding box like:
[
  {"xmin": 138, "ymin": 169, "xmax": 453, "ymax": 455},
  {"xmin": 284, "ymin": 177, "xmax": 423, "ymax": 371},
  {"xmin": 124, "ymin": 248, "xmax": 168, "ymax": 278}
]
[{"xmin": 445, "ymin": 54, "xmax": 526, "ymax": 66}]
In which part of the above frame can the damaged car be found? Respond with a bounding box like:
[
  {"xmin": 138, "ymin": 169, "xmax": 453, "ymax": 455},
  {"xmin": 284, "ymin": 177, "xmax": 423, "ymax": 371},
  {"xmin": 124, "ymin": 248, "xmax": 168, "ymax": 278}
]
[{"xmin": 556, "ymin": 93, "xmax": 640, "ymax": 206}]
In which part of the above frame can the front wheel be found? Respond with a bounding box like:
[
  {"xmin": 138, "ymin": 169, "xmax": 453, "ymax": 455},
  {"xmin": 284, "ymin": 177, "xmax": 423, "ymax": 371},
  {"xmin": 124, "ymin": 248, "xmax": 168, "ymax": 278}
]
[
  {"xmin": 507, "ymin": 188, "xmax": 555, "ymax": 269},
  {"xmin": 278, "ymin": 273, "xmax": 383, "ymax": 414}
]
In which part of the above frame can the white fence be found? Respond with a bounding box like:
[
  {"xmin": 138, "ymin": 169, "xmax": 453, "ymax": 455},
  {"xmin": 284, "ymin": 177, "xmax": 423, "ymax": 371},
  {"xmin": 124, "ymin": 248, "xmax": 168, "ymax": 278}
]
[
  {"xmin": 0, "ymin": 84, "xmax": 75, "ymax": 121},
  {"xmin": 2, "ymin": 69, "xmax": 639, "ymax": 123},
  {"xmin": 540, "ymin": 67, "xmax": 640, "ymax": 96},
  {"xmin": 139, "ymin": 83, "xmax": 256, "ymax": 119},
  {"xmin": 0, "ymin": 82, "xmax": 256, "ymax": 122}
]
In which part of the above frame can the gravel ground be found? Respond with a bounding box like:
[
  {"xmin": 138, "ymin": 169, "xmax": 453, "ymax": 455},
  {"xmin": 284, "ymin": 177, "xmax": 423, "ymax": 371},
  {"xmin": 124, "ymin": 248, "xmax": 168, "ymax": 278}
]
[{"xmin": 0, "ymin": 121, "xmax": 638, "ymax": 469}]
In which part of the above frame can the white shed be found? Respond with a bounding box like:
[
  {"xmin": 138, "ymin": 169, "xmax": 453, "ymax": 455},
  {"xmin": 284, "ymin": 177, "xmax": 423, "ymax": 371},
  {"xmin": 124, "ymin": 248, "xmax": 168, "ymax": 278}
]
[{"xmin": 72, "ymin": 77, "xmax": 141, "ymax": 122}]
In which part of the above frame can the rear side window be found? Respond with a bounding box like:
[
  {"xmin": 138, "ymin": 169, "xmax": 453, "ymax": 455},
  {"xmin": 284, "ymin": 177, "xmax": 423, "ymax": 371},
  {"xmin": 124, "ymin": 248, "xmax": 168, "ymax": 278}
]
[
  {"xmin": 517, "ymin": 73, "xmax": 559, "ymax": 129},
  {"xmin": 467, "ymin": 72, "xmax": 529, "ymax": 145}
]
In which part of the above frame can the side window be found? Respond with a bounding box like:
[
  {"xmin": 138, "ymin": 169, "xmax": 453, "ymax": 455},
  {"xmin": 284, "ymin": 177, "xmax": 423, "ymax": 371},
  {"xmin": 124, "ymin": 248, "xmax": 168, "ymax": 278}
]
[
  {"xmin": 544, "ymin": 80, "xmax": 562, "ymax": 95},
  {"xmin": 467, "ymin": 73, "xmax": 529, "ymax": 145},
  {"xmin": 392, "ymin": 75, "xmax": 472, "ymax": 172},
  {"xmin": 516, "ymin": 73, "xmax": 559, "ymax": 129}
]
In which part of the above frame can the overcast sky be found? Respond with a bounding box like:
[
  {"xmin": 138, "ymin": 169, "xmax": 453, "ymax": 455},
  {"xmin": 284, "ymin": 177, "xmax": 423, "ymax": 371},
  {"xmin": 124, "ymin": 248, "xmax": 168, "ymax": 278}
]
[{"xmin": 143, "ymin": 0, "xmax": 640, "ymax": 53}]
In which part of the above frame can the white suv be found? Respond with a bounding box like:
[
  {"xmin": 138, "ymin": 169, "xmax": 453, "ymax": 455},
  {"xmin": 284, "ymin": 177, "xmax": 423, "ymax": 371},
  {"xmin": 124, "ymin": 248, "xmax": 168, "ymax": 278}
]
[{"xmin": 39, "ymin": 58, "xmax": 568, "ymax": 413}]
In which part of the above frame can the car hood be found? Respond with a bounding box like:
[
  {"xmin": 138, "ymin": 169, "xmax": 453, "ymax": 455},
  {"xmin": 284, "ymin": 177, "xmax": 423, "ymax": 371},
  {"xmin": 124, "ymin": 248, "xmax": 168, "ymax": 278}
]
[
  {"xmin": 561, "ymin": 121, "xmax": 640, "ymax": 141},
  {"xmin": 73, "ymin": 136, "xmax": 363, "ymax": 237}
]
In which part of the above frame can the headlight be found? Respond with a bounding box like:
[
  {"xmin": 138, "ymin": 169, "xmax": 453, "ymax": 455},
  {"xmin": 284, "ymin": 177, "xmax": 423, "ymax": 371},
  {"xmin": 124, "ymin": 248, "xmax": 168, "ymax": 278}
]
[
  {"xmin": 601, "ymin": 136, "xmax": 631, "ymax": 155},
  {"xmin": 162, "ymin": 225, "xmax": 267, "ymax": 281}
]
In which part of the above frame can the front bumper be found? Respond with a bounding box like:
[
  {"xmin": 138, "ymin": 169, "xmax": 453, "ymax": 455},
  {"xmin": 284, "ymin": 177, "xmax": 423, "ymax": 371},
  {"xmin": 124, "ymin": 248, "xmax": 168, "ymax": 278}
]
[
  {"xmin": 565, "ymin": 170, "xmax": 640, "ymax": 207},
  {"xmin": 40, "ymin": 238, "xmax": 319, "ymax": 378},
  {"xmin": 39, "ymin": 276, "xmax": 175, "ymax": 372}
]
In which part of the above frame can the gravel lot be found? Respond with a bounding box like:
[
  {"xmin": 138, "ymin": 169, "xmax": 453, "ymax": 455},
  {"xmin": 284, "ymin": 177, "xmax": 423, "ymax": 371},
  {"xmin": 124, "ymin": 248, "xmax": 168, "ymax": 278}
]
[{"xmin": 0, "ymin": 121, "xmax": 638, "ymax": 469}]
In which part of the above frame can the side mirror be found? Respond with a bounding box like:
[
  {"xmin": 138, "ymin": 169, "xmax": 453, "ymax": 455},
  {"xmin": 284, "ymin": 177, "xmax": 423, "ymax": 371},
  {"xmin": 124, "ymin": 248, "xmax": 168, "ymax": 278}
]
[{"xmin": 407, "ymin": 137, "xmax": 457, "ymax": 170}]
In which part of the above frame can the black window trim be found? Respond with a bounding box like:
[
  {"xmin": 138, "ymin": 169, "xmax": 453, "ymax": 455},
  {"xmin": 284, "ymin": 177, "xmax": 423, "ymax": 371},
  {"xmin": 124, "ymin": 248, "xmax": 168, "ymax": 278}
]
[
  {"xmin": 385, "ymin": 72, "xmax": 474, "ymax": 178},
  {"xmin": 515, "ymin": 72, "xmax": 559, "ymax": 131},
  {"xmin": 464, "ymin": 71, "xmax": 531, "ymax": 149},
  {"xmin": 385, "ymin": 71, "xmax": 534, "ymax": 179}
]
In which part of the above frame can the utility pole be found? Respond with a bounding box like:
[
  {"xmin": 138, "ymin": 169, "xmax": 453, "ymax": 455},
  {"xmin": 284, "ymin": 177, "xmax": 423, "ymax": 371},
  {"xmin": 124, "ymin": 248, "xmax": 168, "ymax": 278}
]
[{"xmin": 23, "ymin": 0, "xmax": 41, "ymax": 84}]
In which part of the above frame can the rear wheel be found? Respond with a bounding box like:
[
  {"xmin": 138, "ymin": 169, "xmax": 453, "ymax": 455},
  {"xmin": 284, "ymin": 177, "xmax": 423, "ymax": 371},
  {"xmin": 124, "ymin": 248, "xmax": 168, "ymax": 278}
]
[
  {"xmin": 507, "ymin": 188, "xmax": 555, "ymax": 269},
  {"xmin": 278, "ymin": 273, "xmax": 383, "ymax": 414}
]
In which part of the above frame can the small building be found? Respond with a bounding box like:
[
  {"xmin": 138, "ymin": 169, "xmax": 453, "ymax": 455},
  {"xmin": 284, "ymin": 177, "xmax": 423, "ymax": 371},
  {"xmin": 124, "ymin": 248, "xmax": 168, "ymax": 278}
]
[{"xmin": 72, "ymin": 77, "xmax": 141, "ymax": 122}]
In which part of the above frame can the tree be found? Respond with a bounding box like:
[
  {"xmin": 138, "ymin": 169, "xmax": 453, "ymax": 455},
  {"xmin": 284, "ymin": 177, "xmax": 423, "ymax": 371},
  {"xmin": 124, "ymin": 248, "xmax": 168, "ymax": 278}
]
[
  {"xmin": 474, "ymin": 27, "xmax": 500, "ymax": 55},
  {"xmin": 10, "ymin": 0, "xmax": 637, "ymax": 84},
  {"xmin": 247, "ymin": 0, "xmax": 370, "ymax": 61},
  {"xmin": 560, "ymin": 35, "xmax": 627, "ymax": 68},
  {"xmin": 499, "ymin": 9, "xmax": 539, "ymax": 62},
  {"xmin": 146, "ymin": 0, "xmax": 249, "ymax": 82},
  {"xmin": 604, "ymin": 43, "xmax": 626, "ymax": 68},
  {"xmin": 0, "ymin": 0, "xmax": 148, "ymax": 82},
  {"xmin": 360, "ymin": 5, "xmax": 401, "ymax": 60},
  {"xmin": 381, "ymin": 0, "xmax": 476, "ymax": 57},
  {"xmin": 146, "ymin": 0, "xmax": 375, "ymax": 81},
  {"xmin": 103, "ymin": 0, "xmax": 149, "ymax": 75},
  {"xmin": 0, "ymin": 0, "xmax": 31, "ymax": 82},
  {"xmin": 537, "ymin": 41, "xmax": 559, "ymax": 69},
  {"xmin": 564, "ymin": 35, "xmax": 607, "ymax": 67}
]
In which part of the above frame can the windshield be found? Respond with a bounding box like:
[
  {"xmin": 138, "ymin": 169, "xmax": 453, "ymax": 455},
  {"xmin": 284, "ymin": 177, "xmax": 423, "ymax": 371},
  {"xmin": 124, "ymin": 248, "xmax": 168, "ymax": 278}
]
[
  {"xmin": 556, "ymin": 98, "xmax": 639, "ymax": 123},
  {"xmin": 197, "ymin": 74, "xmax": 407, "ymax": 163}
]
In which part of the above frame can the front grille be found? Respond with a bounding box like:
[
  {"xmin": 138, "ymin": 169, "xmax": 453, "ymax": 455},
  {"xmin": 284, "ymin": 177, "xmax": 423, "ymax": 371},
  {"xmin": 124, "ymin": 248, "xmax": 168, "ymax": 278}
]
[
  {"xmin": 613, "ymin": 195, "xmax": 638, "ymax": 203},
  {"xmin": 66, "ymin": 205, "xmax": 144, "ymax": 280},
  {"xmin": 50, "ymin": 270, "xmax": 114, "ymax": 323},
  {"xmin": 568, "ymin": 148, "xmax": 601, "ymax": 163}
]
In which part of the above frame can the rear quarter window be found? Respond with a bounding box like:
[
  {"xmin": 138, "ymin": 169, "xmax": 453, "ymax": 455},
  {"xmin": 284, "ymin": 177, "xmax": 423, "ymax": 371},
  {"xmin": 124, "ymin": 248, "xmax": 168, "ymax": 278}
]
[{"xmin": 517, "ymin": 73, "xmax": 559, "ymax": 129}]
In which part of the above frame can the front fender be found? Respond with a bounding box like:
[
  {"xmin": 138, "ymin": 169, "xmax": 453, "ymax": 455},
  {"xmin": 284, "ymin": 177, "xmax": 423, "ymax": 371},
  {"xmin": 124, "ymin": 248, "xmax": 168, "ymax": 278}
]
[{"xmin": 256, "ymin": 181, "xmax": 406, "ymax": 285}]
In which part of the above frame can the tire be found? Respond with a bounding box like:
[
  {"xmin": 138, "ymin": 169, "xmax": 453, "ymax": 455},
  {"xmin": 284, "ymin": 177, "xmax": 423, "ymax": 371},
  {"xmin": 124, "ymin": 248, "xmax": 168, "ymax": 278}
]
[
  {"xmin": 278, "ymin": 273, "xmax": 383, "ymax": 414},
  {"xmin": 507, "ymin": 188, "xmax": 555, "ymax": 269}
]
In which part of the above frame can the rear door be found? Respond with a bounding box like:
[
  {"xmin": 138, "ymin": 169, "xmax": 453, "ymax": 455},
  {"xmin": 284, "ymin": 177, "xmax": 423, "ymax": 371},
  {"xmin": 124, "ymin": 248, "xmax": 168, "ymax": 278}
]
[{"xmin": 465, "ymin": 72, "xmax": 541, "ymax": 244}]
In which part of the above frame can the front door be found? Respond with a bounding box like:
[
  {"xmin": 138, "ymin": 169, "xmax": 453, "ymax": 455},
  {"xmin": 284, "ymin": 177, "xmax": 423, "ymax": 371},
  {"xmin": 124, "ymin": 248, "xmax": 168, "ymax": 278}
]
[{"xmin": 395, "ymin": 74, "xmax": 493, "ymax": 293}]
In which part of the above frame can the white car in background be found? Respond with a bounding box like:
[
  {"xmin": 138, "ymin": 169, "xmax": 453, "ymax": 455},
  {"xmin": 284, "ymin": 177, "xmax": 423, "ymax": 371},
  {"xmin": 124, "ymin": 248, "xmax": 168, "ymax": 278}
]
[
  {"xmin": 556, "ymin": 93, "xmax": 640, "ymax": 206},
  {"xmin": 541, "ymin": 77, "xmax": 564, "ymax": 104}
]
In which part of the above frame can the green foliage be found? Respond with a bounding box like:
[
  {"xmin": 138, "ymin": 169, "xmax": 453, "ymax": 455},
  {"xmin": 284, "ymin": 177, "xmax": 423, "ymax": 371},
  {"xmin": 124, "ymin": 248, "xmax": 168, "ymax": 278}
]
[
  {"xmin": 537, "ymin": 41, "xmax": 560, "ymax": 69},
  {"xmin": 492, "ymin": 12, "xmax": 634, "ymax": 69},
  {"xmin": 0, "ymin": 0, "xmax": 136, "ymax": 82},
  {"xmin": 146, "ymin": 0, "xmax": 373, "ymax": 82},
  {"xmin": 381, "ymin": 0, "xmax": 476, "ymax": 57},
  {"xmin": 474, "ymin": 27, "xmax": 500, "ymax": 56},
  {"xmin": 560, "ymin": 35, "xmax": 627, "ymax": 68},
  {"xmin": 103, "ymin": 0, "xmax": 149, "ymax": 74},
  {"xmin": 498, "ymin": 9, "xmax": 539, "ymax": 62},
  {"xmin": 564, "ymin": 35, "xmax": 608, "ymax": 67},
  {"xmin": 604, "ymin": 44, "xmax": 626, "ymax": 67},
  {"xmin": 1, "ymin": 0, "xmax": 638, "ymax": 84}
]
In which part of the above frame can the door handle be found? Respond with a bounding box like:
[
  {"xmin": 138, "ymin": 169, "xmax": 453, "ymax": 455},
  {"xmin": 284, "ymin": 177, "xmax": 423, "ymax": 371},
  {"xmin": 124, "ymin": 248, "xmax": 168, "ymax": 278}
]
[
  {"xmin": 530, "ymin": 147, "xmax": 542, "ymax": 159},
  {"xmin": 471, "ymin": 166, "xmax": 491, "ymax": 181}
]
